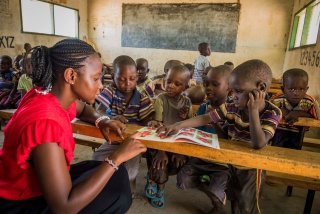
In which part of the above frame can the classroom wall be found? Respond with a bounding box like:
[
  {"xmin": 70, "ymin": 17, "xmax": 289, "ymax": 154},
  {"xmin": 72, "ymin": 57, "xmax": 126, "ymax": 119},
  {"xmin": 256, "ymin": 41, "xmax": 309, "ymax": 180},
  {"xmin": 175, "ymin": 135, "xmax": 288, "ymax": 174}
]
[
  {"xmin": 0, "ymin": 0, "xmax": 88, "ymax": 57},
  {"xmin": 283, "ymin": 0, "xmax": 320, "ymax": 138},
  {"xmin": 88, "ymin": 0, "xmax": 293, "ymax": 77}
]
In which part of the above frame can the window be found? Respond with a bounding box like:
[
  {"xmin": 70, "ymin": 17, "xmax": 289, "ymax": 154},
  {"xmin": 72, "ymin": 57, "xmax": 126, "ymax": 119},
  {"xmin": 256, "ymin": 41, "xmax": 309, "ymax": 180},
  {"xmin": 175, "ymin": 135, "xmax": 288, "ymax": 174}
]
[
  {"xmin": 20, "ymin": 0, "xmax": 79, "ymax": 38},
  {"xmin": 289, "ymin": 0, "xmax": 320, "ymax": 49}
]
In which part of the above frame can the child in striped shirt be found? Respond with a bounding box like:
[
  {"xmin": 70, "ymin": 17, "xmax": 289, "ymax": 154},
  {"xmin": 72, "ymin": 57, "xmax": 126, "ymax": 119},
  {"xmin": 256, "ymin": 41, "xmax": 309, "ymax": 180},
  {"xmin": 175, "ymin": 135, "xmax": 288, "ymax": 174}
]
[{"xmin": 92, "ymin": 55, "xmax": 155, "ymax": 195}]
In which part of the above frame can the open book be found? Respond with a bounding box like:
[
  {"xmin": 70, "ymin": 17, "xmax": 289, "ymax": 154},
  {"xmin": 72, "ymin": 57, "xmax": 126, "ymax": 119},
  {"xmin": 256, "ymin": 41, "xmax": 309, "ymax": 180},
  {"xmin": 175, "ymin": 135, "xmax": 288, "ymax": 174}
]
[{"xmin": 134, "ymin": 127, "xmax": 220, "ymax": 149}]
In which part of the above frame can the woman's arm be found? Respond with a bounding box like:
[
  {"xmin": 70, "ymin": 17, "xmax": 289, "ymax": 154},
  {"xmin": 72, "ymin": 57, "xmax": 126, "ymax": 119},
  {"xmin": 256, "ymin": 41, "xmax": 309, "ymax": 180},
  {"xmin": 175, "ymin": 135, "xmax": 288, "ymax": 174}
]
[
  {"xmin": 32, "ymin": 138, "xmax": 146, "ymax": 213},
  {"xmin": 76, "ymin": 100, "xmax": 126, "ymax": 143}
]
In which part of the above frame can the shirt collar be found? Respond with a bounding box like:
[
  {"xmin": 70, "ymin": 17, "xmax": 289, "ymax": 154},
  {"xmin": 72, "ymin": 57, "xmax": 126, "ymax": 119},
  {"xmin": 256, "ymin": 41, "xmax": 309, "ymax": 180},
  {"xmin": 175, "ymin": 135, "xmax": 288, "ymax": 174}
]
[{"xmin": 116, "ymin": 87, "xmax": 140, "ymax": 105}]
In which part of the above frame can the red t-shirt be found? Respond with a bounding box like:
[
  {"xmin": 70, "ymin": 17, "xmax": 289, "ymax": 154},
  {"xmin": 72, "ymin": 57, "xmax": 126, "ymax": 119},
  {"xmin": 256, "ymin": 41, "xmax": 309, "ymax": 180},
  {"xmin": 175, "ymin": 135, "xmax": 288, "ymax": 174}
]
[{"xmin": 0, "ymin": 88, "xmax": 76, "ymax": 200}]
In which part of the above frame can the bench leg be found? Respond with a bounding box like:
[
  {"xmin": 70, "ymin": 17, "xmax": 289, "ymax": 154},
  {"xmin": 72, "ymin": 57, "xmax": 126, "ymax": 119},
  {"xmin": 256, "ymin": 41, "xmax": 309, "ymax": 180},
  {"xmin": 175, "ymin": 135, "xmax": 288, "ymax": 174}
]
[
  {"xmin": 303, "ymin": 190, "xmax": 315, "ymax": 214},
  {"xmin": 286, "ymin": 186, "xmax": 293, "ymax": 196}
]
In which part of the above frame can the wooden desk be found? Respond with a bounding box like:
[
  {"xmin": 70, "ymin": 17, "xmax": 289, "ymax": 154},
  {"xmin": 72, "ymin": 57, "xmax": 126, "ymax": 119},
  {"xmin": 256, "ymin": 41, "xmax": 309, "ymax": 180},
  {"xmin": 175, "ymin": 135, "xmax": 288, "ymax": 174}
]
[
  {"xmin": 0, "ymin": 109, "xmax": 16, "ymax": 120},
  {"xmin": 72, "ymin": 120, "xmax": 320, "ymax": 179}
]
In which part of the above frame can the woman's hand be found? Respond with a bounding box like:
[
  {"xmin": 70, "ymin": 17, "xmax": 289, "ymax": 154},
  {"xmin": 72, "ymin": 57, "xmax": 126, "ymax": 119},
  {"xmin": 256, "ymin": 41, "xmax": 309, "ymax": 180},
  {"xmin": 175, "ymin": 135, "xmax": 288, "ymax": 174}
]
[
  {"xmin": 109, "ymin": 137, "xmax": 146, "ymax": 166},
  {"xmin": 112, "ymin": 115, "xmax": 129, "ymax": 124},
  {"xmin": 152, "ymin": 150, "xmax": 168, "ymax": 169},
  {"xmin": 98, "ymin": 119, "xmax": 126, "ymax": 144}
]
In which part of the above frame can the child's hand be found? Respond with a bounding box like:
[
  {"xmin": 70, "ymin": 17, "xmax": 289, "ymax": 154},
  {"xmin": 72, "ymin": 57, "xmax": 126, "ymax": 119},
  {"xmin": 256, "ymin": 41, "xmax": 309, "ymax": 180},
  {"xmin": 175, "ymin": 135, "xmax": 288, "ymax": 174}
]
[
  {"xmin": 112, "ymin": 115, "xmax": 129, "ymax": 124},
  {"xmin": 284, "ymin": 111, "xmax": 300, "ymax": 126},
  {"xmin": 179, "ymin": 105, "xmax": 190, "ymax": 119},
  {"xmin": 148, "ymin": 120, "xmax": 164, "ymax": 128},
  {"xmin": 156, "ymin": 122, "xmax": 181, "ymax": 138},
  {"xmin": 153, "ymin": 151, "xmax": 168, "ymax": 169},
  {"xmin": 247, "ymin": 90, "xmax": 265, "ymax": 111},
  {"xmin": 171, "ymin": 154, "xmax": 186, "ymax": 168}
]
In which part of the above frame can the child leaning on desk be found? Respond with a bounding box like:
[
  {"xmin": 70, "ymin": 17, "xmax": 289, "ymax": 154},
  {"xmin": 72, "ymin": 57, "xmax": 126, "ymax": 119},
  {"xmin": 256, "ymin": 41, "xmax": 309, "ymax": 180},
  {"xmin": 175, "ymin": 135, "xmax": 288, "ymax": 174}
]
[
  {"xmin": 177, "ymin": 65, "xmax": 232, "ymax": 214},
  {"xmin": 146, "ymin": 64, "xmax": 193, "ymax": 209},
  {"xmin": 158, "ymin": 59, "xmax": 282, "ymax": 214},
  {"xmin": 92, "ymin": 55, "xmax": 155, "ymax": 196},
  {"xmin": 270, "ymin": 68, "xmax": 320, "ymax": 149}
]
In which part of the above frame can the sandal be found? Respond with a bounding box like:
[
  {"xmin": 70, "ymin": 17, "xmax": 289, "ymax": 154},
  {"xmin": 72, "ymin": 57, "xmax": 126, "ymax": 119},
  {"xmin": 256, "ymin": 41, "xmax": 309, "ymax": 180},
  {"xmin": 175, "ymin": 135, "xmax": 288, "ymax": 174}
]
[
  {"xmin": 145, "ymin": 173, "xmax": 157, "ymax": 199},
  {"xmin": 151, "ymin": 189, "xmax": 165, "ymax": 208}
]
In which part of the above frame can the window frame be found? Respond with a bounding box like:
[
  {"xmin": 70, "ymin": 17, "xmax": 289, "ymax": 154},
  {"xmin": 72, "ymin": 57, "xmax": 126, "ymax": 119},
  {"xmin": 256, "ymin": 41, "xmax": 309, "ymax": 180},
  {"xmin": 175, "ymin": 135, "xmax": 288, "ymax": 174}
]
[
  {"xmin": 289, "ymin": 0, "xmax": 320, "ymax": 50},
  {"xmin": 19, "ymin": 0, "xmax": 79, "ymax": 38}
]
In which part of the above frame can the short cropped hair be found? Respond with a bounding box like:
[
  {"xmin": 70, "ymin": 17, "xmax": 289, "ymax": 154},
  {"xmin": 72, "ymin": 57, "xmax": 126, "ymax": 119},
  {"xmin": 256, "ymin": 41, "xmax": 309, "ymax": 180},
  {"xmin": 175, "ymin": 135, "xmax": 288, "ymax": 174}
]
[
  {"xmin": 163, "ymin": 60, "xmax": 183, "ymax": 73},
  {"xmin": 169, "ymin": 64, "xmax": 191, "ymax": 82},
  {"xmin": 224, "ymin": 61, "xmax": 234, "ymax": 67},
  {"xmin": 198, "ymin": 42, "xmax": 209, "ymax": 52},
  {"xmin": 113, "ymin": 55, "xmax": 136, "ymax": 75},
  {"xmin": 282, "ymin": 68, "xmax": 308, "ymax": 86},
  {"xmin": 0, "ymin": 55, "xmax": 13, "ymax": 65},
  {"xmin": 136, "ymin": 58, "xmax": 148, "ymax": 67},
  {"xmin": 232, "ymin": 59, "xmax": 272, "ymax": 89}
]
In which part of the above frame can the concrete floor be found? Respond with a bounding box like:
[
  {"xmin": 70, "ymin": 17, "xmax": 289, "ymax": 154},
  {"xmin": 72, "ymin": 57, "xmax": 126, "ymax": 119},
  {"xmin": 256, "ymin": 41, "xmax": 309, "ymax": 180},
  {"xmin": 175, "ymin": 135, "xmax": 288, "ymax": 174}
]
[{"xmin": 0, "ymin": 128, "xmax": 319, "ymax": 214}]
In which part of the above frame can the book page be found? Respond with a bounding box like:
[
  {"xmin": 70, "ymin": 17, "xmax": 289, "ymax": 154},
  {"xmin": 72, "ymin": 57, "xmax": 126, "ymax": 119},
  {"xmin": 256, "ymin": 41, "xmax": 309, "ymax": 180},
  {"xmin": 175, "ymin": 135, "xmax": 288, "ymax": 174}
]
[
  {"xmin": 134, "ymin": 127, "xmax": 177, "ymax": 142},
  {"xmin": 134, "ymin": 127, "xmax": 220, "ymax": 149},
  {"xmin": 175, "ymin": 128, "xmax": 220, "ymax": 149}
]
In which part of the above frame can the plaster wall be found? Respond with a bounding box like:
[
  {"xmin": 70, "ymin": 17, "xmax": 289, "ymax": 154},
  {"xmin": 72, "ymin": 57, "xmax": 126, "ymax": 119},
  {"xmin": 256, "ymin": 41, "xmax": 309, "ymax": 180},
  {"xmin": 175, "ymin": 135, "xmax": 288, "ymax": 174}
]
[
  {"xmin": 0, "ymin": 0, "xmax": 88, "ymax": 57},
  {"xmin": 283, "ymin": 0, "xmax": 320, "ymax": 138},
  {"xmin": 88, "ymin": 0, "xmax": 293, "ymax": 77}
]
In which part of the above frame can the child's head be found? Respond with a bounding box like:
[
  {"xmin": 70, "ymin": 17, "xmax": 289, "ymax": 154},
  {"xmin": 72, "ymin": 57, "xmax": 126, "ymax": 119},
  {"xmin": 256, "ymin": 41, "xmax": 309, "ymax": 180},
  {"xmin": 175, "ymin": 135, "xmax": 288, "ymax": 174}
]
[
  {"xmin": 282, "ymin": 68, "xmax": 309, "ymax": 107},
  {"xmin": 184, "ymin": 63, "xmax": 194, "ymax": 79},
  {"xmin": 163, "ymin": 60, "xmax": 184, "ymax": 74},
  {"xmin": 198, "ymin": 42, "xmax": 211, "ymax": 57},
  {"xmin": 224, "ymin": 61, "xmax": 234, "ymax": 70},
  {"xmin": 0, "ymin": 55, "xmax": 13, "ymax": 72},
  {"xmin": 31, "ymin": 38, "xmax": 101, "ymax": 104},
  {"xmin": 230, "ymin": 59, "xmax": 272, "ymax": 110},
  {"xmin": 136, "ymin": 58, "xmax": 149, "ymax": 84},
  {"xmin": 165, "ymin": 65, "xmax": 190, "ymax": 99},
  {"xmin": 24, "ymin": 43, "xmax": 32, "ymax": 53},
  {"xmin": 24, "ymin": 58, "xmax": 32, "ymax": 77},
  {"xmin": 112, "ymin": 55, "xmax": 138, "ymax": 95},
  {"xmin": 184, "ymin": 85, "xmax": 206, "ymax": 104},
  {"xmin": 14, "ymin": 55, "xmax": 23, "ymax": 70},
  {"xmin": 203, "ymin": 65, "xmax": 232, "ymax": 104}
]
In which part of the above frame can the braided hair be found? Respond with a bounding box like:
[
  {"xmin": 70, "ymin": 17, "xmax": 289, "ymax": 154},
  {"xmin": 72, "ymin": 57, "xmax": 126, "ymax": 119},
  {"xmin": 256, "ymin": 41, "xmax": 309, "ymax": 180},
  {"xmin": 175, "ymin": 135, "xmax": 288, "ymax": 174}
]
[{"xmin": 31, "ymin": 38, "xmax": 96, "ymax": 90}]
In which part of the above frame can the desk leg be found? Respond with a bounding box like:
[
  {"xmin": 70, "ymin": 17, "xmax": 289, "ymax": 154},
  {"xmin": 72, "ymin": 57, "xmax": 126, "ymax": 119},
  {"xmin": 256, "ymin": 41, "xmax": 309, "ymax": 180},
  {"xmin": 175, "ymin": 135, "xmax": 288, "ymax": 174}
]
[
  {"xmin": 286, "ymin": 127, "xmax": 306, "ymax": 197},
  {"xmin": 303, "ymin": 190, "xmax": 315, "ymax": 214},
  {"xmin": 286, "ymin": 186, "xmax": 293, "ymax": 196}
]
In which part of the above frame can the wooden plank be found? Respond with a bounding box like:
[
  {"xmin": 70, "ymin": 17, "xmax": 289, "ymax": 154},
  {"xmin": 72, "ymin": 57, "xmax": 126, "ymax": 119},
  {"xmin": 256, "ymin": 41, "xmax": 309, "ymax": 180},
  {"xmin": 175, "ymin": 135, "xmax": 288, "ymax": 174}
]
[
  {"xmin": 0, "ymin": 109, "xmax": 16, "ymax": 120},
  {"xmin": 71, "ymin": 120, "xmax": 320, "ymax": 179},
  {"xmin": 279, "ymin": 117, "xmax": 320, "ymax": 128},
  {"xmin": 270, "ymin": 82, "xmax": 281, "ymax": 89},
  {"xmin": 73, "ymin": 133, "xmax": 104, "ymax": 148},
  {"xmin": 266, "ymin": 171, "xmax": 320, "ymax": 190},
  {"xmin": 303, "ymin": 137, "xmax": 320, "ymax": 149},
  {"xmin": 268, "ymin": 88, "xmax": 282, "ymax": 95}
]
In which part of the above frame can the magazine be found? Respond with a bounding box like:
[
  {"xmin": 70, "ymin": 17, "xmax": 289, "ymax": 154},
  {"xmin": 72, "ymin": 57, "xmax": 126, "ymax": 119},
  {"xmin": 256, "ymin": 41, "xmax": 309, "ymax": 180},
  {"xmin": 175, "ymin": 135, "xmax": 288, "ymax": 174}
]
[{"xmin": 134, "ymin": 127, "xmax": 220, "ymax": 149}]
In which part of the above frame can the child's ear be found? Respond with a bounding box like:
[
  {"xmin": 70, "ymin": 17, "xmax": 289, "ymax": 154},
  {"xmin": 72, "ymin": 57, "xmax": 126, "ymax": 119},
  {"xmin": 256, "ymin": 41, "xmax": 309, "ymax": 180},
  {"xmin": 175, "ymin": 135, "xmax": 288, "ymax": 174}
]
[
  {"xmin": 281, "ymin": 86, "xmax": 284, "ymax": 92},
  {"xmin": 64, "ymin": 68, "xmax": 77, "ymax": 85},
  {"xmin": 257, "ymin": 81, "xmax": 267, "ymax": 92},
  {"xmin": 111, "ymin": 73, "xmax": 114, "ymax": 81},
  {"xmin": 147, "ymin": 68, "xmax": 150, "ymax": 74}
]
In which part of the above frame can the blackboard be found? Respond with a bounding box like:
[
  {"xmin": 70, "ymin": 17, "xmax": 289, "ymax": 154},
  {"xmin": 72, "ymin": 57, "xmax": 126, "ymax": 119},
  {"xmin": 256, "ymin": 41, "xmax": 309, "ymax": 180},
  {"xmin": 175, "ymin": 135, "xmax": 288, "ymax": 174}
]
[{"xmin": 121, "ymin": 3, "xmax": 240, "ymax": 52}]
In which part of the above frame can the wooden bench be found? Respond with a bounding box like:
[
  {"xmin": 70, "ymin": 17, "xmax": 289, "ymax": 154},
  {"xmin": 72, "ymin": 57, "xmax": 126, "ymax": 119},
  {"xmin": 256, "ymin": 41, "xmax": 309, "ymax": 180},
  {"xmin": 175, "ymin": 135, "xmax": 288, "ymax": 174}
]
[
  {"xmin": 266, "ymin": 171, "xmax": 320, "ymax": 214},
  {"xmin": 73, "ymin": 133, "xmax": 104, "ymax": 151},
  {"xmin": 303, "ymin": 137, "xmax": 320, "ymax": 149}
]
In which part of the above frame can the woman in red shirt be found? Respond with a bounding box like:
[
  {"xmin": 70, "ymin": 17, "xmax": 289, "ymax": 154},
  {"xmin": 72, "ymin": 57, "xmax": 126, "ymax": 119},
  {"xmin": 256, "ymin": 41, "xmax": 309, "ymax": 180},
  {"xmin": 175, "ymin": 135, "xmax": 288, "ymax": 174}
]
[{"xmin": 0, "ymin": 38, "xmax": 146, "ymax": 213}]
